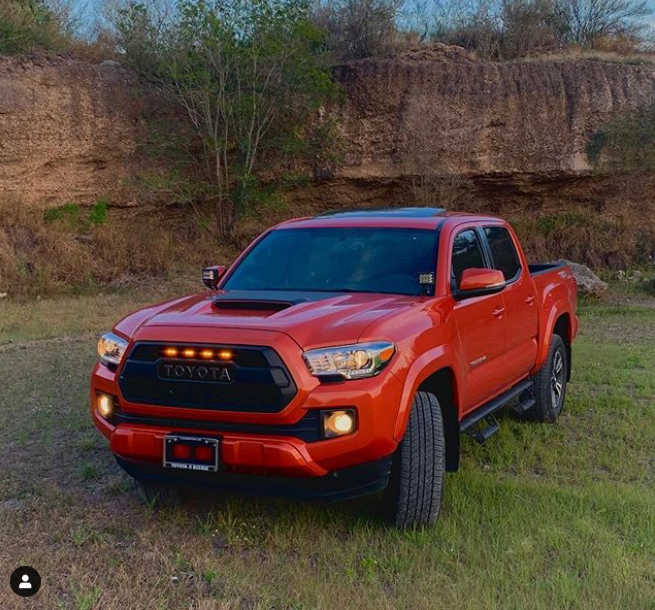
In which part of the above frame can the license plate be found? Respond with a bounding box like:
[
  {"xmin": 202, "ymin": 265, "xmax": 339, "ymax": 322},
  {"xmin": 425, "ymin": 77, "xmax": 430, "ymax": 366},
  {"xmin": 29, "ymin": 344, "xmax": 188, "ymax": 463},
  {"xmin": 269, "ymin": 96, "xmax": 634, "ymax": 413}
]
[{"xmin": 163, "ymin": 436, "xmax": 219, "ymax": 472}]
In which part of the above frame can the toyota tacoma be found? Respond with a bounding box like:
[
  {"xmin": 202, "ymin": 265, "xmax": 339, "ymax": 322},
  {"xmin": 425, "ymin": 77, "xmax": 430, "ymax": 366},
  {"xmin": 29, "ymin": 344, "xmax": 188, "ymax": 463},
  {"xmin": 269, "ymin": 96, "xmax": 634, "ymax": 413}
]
[{"xmin": 91, "ymin": 208, "xmax": 578, "ymax": 528}]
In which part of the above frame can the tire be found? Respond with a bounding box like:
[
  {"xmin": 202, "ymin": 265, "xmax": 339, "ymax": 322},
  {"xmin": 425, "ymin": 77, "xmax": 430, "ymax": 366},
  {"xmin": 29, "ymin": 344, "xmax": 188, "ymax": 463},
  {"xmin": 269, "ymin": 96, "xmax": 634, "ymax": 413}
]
[
  {"xmin": 134, "ymin": 478, "xmax": 179, "ymax": 508},
  {"xmin": 522, "ymin": 334, "xmax": 568, "ymax": 423},
  {"xmin": 384, "ymin": 391, "xmax": 445, "ymax": 529}
]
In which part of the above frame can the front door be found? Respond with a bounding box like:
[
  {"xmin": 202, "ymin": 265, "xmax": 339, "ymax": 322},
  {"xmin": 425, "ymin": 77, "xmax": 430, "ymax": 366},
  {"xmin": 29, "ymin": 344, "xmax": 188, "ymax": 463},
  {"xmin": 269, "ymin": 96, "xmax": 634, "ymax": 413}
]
[{"xmin": 450, "ymin": 228, "xmax": 509, "ymax": 413}]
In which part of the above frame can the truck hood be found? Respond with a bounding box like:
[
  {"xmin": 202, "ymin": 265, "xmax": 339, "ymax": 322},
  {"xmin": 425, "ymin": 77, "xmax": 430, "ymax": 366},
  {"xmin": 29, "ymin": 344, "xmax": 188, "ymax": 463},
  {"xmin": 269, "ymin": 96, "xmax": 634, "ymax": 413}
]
[{"xmin": 122, "ymin": 290, "xmax": 421, "ymax": 349}]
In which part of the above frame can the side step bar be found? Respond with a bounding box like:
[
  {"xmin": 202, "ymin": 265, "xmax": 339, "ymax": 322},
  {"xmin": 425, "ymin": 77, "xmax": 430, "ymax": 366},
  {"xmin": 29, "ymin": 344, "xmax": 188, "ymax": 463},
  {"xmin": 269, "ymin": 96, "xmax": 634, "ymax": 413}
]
[{"xmin": 460, "ymin": 379, "xmax": 533, "ymax": 444}]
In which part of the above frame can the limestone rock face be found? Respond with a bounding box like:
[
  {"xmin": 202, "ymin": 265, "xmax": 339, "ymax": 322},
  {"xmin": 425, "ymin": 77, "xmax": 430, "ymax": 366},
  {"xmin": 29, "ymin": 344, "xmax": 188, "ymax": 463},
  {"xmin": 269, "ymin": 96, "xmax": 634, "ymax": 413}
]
[{"xmin": 0, "ymin": 54, "xmax": 178, "ymax": 209}]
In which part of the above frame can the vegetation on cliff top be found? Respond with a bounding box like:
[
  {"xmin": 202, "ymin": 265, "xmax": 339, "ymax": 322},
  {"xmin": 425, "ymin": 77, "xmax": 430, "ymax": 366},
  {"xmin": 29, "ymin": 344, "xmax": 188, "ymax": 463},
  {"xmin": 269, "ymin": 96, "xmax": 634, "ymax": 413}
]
[{"xmin": 116, "ymin": 0, "xmax": 340, "ymax": 239}]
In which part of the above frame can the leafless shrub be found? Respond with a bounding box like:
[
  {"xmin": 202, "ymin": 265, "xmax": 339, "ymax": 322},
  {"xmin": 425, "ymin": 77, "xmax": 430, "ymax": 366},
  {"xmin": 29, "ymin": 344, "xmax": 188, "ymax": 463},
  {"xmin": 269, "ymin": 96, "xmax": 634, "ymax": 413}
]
[
  {"xmin": 501, "ymin": 0, "xmax": 563, "ymax": 58},
  {"xmin": 312, "ymin": 0, "xmax": 404, "ymax": 61},
  {"xmin": 554, "ymin": 0, "xmax": 651, "ymax": 48},
  {"xmin": 405, "ymin": 0, "xmax": 652, "ymax": 59}
]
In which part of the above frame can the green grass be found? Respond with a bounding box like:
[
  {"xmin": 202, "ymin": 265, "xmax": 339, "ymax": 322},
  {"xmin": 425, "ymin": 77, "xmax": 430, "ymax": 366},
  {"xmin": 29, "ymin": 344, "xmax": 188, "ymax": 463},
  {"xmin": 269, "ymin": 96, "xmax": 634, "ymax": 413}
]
[
  {"xmin": 0, "ymin": 281, "xmax": 195, "ymax": 345},
  {"xmin": 0, "ymin": 299, "xmax": 654, "ymax": 609}
]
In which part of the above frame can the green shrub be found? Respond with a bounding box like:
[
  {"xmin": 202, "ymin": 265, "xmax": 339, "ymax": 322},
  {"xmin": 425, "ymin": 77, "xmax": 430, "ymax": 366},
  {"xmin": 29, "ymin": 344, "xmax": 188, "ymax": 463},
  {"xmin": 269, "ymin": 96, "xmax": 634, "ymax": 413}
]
[
  {"xmin": 0, "ymin": 0, "xmax": 69, "ymax": 54},
  {"xmin": 43, "ymin": 203, "xmax": 80, "ymax": 227},
  {"xmin": 89, "ymin": 200, "xmax": 109, "ymax": 226}
]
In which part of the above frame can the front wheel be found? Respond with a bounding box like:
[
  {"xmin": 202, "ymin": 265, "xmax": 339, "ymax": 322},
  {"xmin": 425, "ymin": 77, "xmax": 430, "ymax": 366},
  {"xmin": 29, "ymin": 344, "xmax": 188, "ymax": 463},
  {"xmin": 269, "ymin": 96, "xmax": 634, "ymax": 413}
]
[{"xmin": 384, "ymin": 391, "xmax": 445, "ymax": 529}]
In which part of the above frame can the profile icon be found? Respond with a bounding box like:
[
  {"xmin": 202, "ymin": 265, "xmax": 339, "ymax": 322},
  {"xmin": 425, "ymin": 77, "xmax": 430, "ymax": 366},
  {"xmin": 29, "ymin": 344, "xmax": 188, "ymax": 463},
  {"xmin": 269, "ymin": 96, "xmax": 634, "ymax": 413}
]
[
  {"xmin": 10, "ymin": 566, "xmax": 41, "ymax": 597},
  {"xmin": 19, "ymin": 574, "xmax": 32, "ymax": 589}
]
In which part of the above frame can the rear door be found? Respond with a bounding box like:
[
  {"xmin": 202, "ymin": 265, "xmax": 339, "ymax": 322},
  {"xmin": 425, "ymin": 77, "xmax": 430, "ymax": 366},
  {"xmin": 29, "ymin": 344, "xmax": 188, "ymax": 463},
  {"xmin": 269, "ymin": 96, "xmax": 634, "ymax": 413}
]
[
  {"xmin": 482, "ymin": 225, "xmax": 538, "ymax": 382},
  {"xmin": 450, "ymin": 227, "xmax": 510, "ymax": 413}
]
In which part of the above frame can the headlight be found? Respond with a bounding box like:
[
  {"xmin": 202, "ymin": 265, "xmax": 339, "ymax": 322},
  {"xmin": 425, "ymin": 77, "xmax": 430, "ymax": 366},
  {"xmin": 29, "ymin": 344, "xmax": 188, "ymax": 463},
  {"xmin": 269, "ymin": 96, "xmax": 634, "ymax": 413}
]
[
  {"xmin": 97, "ymin": 332, "xmax": 129, "ymax": 367},
  {"xmin": 303, "ymin": 341, "xmax": 395, "ymax": 380}
]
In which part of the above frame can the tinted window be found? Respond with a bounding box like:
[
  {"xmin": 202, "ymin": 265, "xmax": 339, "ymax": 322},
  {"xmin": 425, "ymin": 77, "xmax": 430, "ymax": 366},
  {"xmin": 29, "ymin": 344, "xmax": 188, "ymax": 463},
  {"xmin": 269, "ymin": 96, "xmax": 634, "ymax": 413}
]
[
  {"xmin": 484, "ymin": 226, "xmax": 521, "ymax": 280},
  {"xmin": 224, "ymin": 227, "xmax": 437, "ymax": 296},
  {"xmin": 452, "ymin": 229, "xmax": 486, "ymax": 287}
]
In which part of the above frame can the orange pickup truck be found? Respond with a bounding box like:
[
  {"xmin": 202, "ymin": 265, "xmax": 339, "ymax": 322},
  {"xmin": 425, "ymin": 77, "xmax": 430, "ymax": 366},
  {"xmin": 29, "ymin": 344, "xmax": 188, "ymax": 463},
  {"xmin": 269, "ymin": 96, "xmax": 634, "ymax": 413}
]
[{"xmin": 91, "ymin": 208, "xmax": 577, "ymax": 528}]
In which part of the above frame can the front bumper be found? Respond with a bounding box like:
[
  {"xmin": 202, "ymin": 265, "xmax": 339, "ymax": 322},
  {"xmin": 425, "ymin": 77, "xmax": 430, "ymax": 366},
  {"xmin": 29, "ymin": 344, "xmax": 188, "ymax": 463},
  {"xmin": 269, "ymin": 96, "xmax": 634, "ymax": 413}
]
[{"xmin": 91, "ymin": 335, "xmax": 404, "ymax": 481}]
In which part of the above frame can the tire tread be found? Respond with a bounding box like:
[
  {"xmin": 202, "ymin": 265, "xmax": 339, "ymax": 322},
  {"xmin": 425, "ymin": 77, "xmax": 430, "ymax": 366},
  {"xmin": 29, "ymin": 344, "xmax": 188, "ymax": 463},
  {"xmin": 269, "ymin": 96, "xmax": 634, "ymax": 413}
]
[{"xmin": 390, "ymin": 391, "xmax": 445, "ymax": 529}]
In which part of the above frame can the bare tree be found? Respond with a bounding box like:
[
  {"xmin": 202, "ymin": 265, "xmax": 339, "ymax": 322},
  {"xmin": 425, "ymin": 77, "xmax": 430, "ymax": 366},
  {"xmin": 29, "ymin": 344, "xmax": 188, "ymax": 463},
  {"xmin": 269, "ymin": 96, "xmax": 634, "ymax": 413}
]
[
  {"xmin": 411, "ymin": 0, "xmax": 651, "ymax": 56},
  {"xmin": 551, "ymin": 0, "xmax": 651, "ymax": 46},
  {"xmin": 500, "ymin": 0, "xmax": 562, "ymax": 58},
  {"xmin": 312, "ymin": 0, "xmax": 403, "ymax": 61}
]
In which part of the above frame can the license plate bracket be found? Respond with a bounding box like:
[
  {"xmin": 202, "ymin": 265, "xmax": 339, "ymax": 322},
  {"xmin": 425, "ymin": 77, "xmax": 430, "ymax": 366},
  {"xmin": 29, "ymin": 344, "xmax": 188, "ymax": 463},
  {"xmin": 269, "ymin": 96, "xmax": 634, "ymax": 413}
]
[{"xmin": 163, "ymin": 435, "xmax": 219, "ymax": 472}]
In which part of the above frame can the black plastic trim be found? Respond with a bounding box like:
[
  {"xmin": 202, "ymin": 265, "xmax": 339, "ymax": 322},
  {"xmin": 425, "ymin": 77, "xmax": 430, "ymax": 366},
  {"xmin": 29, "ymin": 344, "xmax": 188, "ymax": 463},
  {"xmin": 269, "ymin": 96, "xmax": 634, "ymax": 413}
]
[
  {"xmin": 460, "ymin": 378, "xmax": 532, "ymax": 433},
  {"xmin": 110, "ymin": 408, "xmax": 323, "ymax": 443},
  {"xmin": 116, "ymin": 454, "xmax": 394, "ymax": 503}
]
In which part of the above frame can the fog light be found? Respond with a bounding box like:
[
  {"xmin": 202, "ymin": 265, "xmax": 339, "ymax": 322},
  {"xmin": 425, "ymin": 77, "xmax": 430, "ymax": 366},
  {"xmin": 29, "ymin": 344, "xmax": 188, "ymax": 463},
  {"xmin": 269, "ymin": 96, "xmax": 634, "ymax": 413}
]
[
  {"xmin": 323, "ymin": 409, "xmax": 356, "ymax": 438},
  {"xmin": 96, "ymin": 393, "xmax": 114, "ymax": 419}
]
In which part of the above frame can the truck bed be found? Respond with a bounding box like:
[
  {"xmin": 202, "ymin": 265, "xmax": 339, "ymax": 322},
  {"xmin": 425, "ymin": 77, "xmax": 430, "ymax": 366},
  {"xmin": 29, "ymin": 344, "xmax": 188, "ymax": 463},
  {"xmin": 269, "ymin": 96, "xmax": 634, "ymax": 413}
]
[{"xmin": 528, "ymin": 262, "xmax": 566, "ymax": 277}]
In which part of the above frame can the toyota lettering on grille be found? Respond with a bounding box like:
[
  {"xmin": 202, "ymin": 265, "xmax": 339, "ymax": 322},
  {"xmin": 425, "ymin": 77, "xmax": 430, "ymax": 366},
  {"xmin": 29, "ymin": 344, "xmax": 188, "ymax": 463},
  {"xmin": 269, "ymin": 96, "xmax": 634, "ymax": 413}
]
[{"xmin": 157, "ymin": 361, "xmax": 234, "ymax": 383}]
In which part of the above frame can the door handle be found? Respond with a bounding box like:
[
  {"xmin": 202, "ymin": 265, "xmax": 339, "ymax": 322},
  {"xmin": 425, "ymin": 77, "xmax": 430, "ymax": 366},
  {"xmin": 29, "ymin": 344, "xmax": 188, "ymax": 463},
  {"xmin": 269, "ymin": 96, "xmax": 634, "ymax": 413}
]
[
  {"xmin": 525, "ymin": 294, "xmax": 536, "ymax": 305},
  {"xmin": 492, "ymin": 306, "xmax": 505, "ymax": 318}
]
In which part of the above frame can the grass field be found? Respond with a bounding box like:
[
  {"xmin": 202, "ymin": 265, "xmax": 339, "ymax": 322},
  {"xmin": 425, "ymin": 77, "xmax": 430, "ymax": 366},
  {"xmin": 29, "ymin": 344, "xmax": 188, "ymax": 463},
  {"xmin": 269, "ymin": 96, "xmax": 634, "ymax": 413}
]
[{"xmin": 1, "ymin": 293, "xmax": 654, "ymax": 610}]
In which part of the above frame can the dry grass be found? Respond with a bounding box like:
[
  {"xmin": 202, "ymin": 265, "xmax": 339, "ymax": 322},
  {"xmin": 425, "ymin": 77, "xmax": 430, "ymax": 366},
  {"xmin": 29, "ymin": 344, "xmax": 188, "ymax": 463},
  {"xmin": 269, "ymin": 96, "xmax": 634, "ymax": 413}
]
[
  {"xmin": 512, "ymin": 47, "xmax": 655, "ymax": 65},
  {"xmin": 0, "ymin": 198, "xmax": 241, "ymax": 299},
  {"xmin": 2, "ymin": 195, "xmax": 653, "ymax": 299},
  {"xmin": 498, "ymin": 210, "xmax": 655, "ymax": 270}
]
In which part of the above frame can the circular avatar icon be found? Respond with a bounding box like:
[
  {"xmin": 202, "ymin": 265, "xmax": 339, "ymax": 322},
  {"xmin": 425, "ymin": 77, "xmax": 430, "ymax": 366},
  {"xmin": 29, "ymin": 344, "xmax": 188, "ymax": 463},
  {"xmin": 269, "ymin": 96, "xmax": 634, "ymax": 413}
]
[{"xmin": 10, "ymin": 566, "xmax": 41, "ymax": 598}]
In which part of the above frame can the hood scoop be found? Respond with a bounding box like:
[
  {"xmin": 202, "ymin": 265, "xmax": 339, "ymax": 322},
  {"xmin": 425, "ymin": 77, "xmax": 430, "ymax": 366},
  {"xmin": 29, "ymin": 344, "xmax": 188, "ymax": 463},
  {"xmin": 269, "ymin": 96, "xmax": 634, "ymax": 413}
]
[
  {"xmin": 210, "ymin": 289, "xmax": 350, "ymax": 317},
  {"xmin": 211, "ymin": 291, "xmax": 314, "ymax": 316},
  {"xmin": 213, "ymin": 299, "xmax": 293, "ymax": 313}
]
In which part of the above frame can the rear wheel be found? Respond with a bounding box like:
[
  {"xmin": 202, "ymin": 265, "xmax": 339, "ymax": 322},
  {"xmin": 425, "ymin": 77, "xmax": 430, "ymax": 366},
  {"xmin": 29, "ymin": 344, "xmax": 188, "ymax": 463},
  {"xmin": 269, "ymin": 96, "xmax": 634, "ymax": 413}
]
[
  {"xmin": 522, "ymin": 334, "xmax": 568, "ymax": 423},
  {"xmin": 384, "ymin": 391, "xmax": 445, "ymax": 529}
]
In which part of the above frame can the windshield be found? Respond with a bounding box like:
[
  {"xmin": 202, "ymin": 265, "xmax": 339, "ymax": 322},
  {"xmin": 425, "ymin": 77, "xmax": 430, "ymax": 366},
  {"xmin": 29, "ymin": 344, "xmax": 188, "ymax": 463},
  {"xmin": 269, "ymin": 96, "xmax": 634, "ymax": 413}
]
[{"xmin": 223, "ymin": 227, "xmax": 438, "ymax": 296}]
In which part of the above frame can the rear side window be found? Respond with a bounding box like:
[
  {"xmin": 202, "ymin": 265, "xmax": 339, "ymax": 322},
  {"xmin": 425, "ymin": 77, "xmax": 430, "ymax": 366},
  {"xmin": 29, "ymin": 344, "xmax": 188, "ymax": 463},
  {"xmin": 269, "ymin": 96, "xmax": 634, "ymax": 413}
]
[
  {"xmin": 452, "ymin": 229, "xmax": 486, "ymax": 287},
  {"xmin": 484, "ymin": 226, "xmax": 521, "ymax": 281}
]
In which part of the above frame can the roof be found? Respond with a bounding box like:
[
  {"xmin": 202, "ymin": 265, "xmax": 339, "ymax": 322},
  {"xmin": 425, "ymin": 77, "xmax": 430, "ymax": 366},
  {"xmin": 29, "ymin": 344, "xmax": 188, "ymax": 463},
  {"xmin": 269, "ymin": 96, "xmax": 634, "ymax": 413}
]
[
  {"xmin": 274, "ymin": 208, "xmax": 503, "ymax": 231},
  {"xmin": 315, "ymin": 207, "xmax": 446, "ymax": 219}
]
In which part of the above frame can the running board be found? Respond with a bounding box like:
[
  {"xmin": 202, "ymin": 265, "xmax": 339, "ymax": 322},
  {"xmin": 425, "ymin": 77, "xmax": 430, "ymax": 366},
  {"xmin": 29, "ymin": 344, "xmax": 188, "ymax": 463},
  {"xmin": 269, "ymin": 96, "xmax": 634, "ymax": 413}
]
[{"xmin": 460, "ymin": 379, "xmax": 533, "ymax": 443}]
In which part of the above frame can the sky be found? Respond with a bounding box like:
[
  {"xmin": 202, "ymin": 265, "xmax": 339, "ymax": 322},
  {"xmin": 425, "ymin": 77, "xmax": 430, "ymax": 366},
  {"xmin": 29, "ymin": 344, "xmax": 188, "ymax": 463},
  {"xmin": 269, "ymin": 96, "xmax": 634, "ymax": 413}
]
[
  {"xmin": 648, "ymin": 1, "xmax": 655, "ymax": 26},
  {"xmin": 71, "ymin": 0, "xmax": 655, "ymax": 34}
]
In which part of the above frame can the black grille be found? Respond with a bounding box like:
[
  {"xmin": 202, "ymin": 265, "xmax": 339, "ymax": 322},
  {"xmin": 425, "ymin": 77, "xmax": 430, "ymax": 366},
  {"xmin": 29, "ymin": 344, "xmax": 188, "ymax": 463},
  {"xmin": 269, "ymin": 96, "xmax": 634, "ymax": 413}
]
[{"xmin": 119, "ymin": 343, "xmax": 297, "ymax": 413}]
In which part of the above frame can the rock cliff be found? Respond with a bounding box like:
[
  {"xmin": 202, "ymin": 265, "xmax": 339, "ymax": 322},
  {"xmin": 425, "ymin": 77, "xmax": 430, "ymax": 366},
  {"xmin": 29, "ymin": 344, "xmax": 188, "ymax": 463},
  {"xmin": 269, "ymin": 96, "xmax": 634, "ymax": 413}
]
[
  {"xmin": 1, "ymin": 49, "xmax": 654, "ymax": 265},
  {"xmin": 0, "ymin": 54, "xmax": 175, "ymax": 208}
]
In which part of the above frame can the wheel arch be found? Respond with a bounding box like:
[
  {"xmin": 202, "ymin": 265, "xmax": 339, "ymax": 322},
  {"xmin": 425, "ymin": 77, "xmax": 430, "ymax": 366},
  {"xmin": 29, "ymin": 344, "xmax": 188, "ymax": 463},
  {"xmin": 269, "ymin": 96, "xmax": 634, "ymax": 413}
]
[
  {"xmin": 417, "ymin": 367, "xmax": 461, "ymax": 472},
  {"xmin": 535, "ymin": 303, "xmax": 573, "ymax": 380},
  {"xmin": 553, "ymin": 312, "xmax": 572, "ymax": 381}
]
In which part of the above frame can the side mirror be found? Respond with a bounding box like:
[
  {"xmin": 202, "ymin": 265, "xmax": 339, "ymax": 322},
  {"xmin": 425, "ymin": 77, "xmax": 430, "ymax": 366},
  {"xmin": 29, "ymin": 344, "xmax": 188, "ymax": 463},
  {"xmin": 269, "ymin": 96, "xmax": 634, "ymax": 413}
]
[
  {"xmin": 202, "ymin": 265, "xmax": 227, "ymax": 290},
  {"xmin": 456, "ymin": 268, "xmax": 506, "ymax": 299}
]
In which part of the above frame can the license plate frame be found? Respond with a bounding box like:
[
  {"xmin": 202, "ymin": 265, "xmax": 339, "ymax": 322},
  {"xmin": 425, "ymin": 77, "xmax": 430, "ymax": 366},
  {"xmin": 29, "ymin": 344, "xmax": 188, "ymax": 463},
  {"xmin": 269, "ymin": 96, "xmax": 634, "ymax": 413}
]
[{"xmin": 163, "ymin": 435, "xmax": 220, "ymax": 472}]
